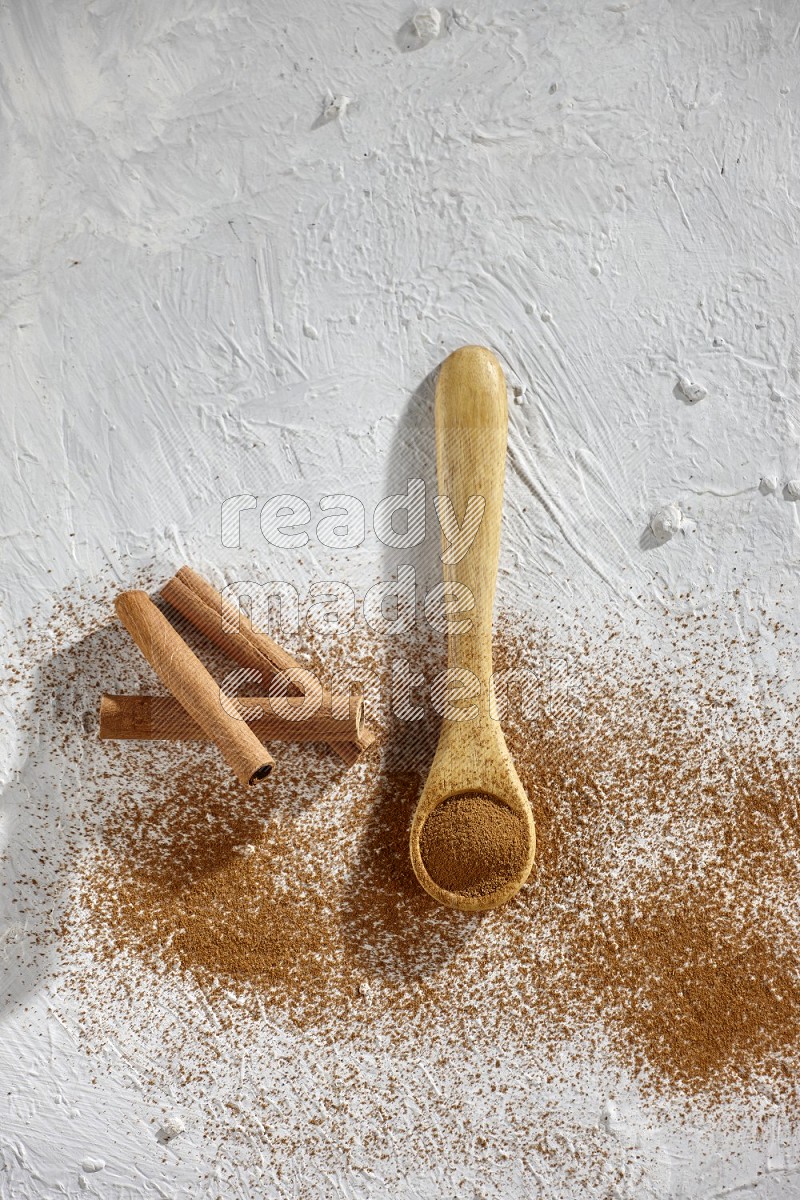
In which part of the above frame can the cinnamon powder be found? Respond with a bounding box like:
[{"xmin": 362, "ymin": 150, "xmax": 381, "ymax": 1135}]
[
  {"xmin": 60, "ymin": 606, "xmax": 800, "ymax": 1108},
  {"xmin": 8, "ymin": 583, "xmax": 799, "ymax": 1127},
  {"xmin": 419, "ymin": 792, "xmax": 526, "ymax": 897}
]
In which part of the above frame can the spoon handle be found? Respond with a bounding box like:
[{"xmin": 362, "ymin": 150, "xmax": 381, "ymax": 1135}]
[{"xmin": 435, "ymin": 346, "xmax": 508, "ymax": 709}]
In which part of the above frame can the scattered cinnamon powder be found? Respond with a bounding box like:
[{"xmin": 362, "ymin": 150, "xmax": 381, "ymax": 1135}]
[
  {"xmin": 4, "ymin": 575, "xmax": 800, "ymax": 1175},
  {"xmin": 419, "ymin": 792, "xmax": 526, "ymax": 897},
  {"xmin": 50, "ymin": 603, "xmax": 798, "ymax": 1110}
]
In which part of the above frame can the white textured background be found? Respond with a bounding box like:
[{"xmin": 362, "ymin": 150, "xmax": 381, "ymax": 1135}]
[{"xmin": 2, "ymin": 0, "xmax": 800, "ymax": 1196}]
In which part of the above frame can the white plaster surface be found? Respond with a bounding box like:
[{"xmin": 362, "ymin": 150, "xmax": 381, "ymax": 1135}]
[{"xmin": 2, "ymin": 0, "xmax": 800, "ymax": 1196}]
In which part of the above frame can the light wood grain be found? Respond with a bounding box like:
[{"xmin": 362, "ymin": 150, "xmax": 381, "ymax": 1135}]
[{"xmin": 409, "ymin": 346, "xmax": 536, "ymax": 911}]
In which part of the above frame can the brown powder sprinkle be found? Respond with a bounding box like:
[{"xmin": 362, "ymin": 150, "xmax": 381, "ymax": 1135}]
[
  {"xmin": 4, "ymin": 573, "xmax": 800, "ymax": 1178},
  {"xmin": 419, "ymin": 792, "xmax": 527, "ymax": 897},
  {"xmin": 46, "ymin": 598, "xmax": 797, "ymax": 1111}
]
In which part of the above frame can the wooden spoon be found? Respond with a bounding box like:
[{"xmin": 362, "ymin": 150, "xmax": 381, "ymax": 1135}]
[{"xmin": 409, "ymin": 346, "xmax": 536, "ymax": 912}]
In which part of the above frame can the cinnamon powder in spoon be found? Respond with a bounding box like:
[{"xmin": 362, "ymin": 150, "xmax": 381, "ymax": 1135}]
[{"xmin": 419, "ymin": 792, "xmax": 527, "ymax": 898}]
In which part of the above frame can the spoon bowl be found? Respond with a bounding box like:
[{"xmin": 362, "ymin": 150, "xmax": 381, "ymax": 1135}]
[{"xmin": 410, "ymin": 734, "xmax": 536, "ymax": 912}]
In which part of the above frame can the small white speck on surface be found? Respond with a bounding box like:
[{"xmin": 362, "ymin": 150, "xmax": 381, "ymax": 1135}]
[
  {"xmin": 678, "ymin": 376, "xmax": 707, "ymax": 403},
  {"xmin": 233, "ymin": 843, "xmax": 257, "ymax": 858},
  {"xmin": 650, "ymin": 503, "xmax": 683, "ymax": 540},
  {"xmin": 541, "ymin": 310, "xmax": 553, "ymax": 323},
  {"xmin": 358, "ymin": 979, "xmax": 374, "ymax": 999},
  {"xmin": 759, "ymin": 476, "xmax": 778, "ymax": 495},
  {"xmin": 786, "ymin": 479, "xmax": 800, "ymax": 500},
  {"xmin": 590, "ymin": 262, "xmax": 601, "ymax": 276},
  {"xmin": 160, "ymin": 1112, "xmax": 186, "ymax": 1141},
  {"xmin": 513, "ymin": 384, "xmax": 526, "ymax": 404},
  {"xmin": 322, "ymin": 94, "xmax": 351, "ymax": 122},
  {"xmin": 599, "ymin": 1097, "xmax": 621, "ymax": 1133},
  {"xmin": 411, "ymin": 7, "xmax": 442, "ymax": 43},
  {"xmin": 80, "ymin": 1157, "xmax": 105, "ymax": 1173},
  {"xmin": 303, "ymin": 323, "xmax": 320, "ymax": 340}
]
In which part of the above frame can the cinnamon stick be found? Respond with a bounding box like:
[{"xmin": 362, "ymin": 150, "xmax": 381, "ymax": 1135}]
[
  {"xmin": 99, "ymin": 692, "xmax": 363, "ymax": 745},
  {"xmin": 161, "ymin": 566, "xmax": 376, "ymax": 765},
  {"xmin": 114, "ymin": 590, "xmax": 274, "ymax": 786}
]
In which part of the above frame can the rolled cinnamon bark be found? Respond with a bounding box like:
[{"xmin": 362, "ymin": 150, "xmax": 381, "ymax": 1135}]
[
  {"xmin": 99, "ymin": 692, "xmax": 363, "ymax": 744},
  {"xmin": 161, "ymin": 565, "xmax": 376, "ymax": 766},
  {"xmin": 114, "ymin": 590, "xmax": 274, "ymax": 786}
]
